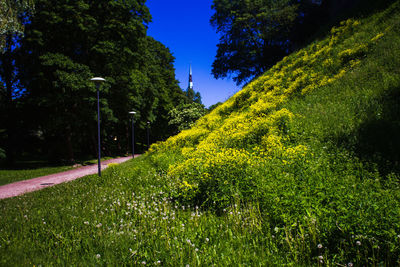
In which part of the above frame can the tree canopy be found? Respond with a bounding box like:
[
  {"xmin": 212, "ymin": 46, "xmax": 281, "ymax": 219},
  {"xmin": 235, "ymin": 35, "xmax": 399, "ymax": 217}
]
[
  {"xmin": 0, "ymin": 0, "xmax": 194, "ymax": 163},
  {"xmin": 210, "ymin": 0, "xmax": 330, "ymax": 85},
  {"xmin": 168, "ymin": 102, "xmax": 206, "ymax": 134}
]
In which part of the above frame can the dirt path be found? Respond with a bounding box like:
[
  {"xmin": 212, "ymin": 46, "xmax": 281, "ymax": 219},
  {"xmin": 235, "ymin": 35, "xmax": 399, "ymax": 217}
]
[{"xmin": 0, "ymin": 155, "xmax": 139, "ymax": 200}]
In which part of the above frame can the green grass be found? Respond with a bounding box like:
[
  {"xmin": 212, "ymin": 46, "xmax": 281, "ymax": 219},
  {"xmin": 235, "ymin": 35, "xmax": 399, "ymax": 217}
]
[
  {"xmin": 0, "ymin": 157, "xmax": 284, "ymax": 266},
  {"xmin": 0, "ymin": 163, "xmax": 73, "ymax": 186},
  {"xmin": 1, "ymin": 1, "xmax": 400, "ymax": 266},
  {"xmin": 0, "ymin": 157, "xmax": 114, "ymax": 186}
]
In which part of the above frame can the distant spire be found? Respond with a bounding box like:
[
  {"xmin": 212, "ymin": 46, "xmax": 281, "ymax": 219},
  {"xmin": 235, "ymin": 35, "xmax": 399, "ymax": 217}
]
[{"xmin": 188, "ymin": 63, "xmax": 193, "ymax": 90}]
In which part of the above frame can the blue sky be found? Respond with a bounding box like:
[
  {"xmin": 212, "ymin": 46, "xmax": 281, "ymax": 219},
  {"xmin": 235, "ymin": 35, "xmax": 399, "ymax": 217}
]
[{"xmin": 146, "ymin": 0, "xmax": 240, "ymax": 107}]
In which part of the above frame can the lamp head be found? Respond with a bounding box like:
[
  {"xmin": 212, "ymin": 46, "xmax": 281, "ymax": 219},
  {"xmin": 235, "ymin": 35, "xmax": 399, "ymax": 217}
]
[{"xmin": 90, "ymin": 77, "xmax": 106, "ymax": 84}]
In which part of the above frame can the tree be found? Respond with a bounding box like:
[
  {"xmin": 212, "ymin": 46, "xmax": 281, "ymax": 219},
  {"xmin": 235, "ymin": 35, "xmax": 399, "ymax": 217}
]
[
  {"xmin": 13, "ymin": 0, "xmax": 189, "ymax": 160},
  {"xmin": 0, "ymin": 0, "xmax": 34, "ymax": 50},
  {"xmin": 210, "ymin": 0, "xmax": 322, "ymax": 85},
  {"xmin": 18, "ymin": 0, "xmax": 151, "ymax": 161},
  {"xmin": 0, "ymin": 0, "xmax": 34, "ymax": 166},
  {"xmin": 185, "ymin": 88, "xmax": 202, "ymax": 104},
  {"xmin": 168, "ymin": 103, "xmax": 206, "ymax": 133}
]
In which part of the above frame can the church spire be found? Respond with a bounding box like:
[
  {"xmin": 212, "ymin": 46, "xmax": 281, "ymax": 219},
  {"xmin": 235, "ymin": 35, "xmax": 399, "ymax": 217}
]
[{"xmin": 188, "ymin": 64, "xmax": 193, "ymax": 90}]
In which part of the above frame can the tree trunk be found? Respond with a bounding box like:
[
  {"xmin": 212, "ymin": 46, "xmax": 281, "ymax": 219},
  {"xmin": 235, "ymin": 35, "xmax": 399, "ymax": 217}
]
[
  {"xmin": 65, "ymin": 126, "xmax": 75, "ymax": 163},
  {"xmin": 126, "ymin": 124, "xmax": 130, "ymax": 155}
]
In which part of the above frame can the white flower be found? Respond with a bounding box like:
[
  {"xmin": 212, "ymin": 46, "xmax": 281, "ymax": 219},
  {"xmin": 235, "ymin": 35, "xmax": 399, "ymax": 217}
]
[
  {"xmin": 96, "ymin": 254, "xmax": 101, "ymax": 259},
  {"xmin": 317, "ymin": 243, "xmax": 323, "ymax": 249},
  {"xmin": 356, "ymin": 240, "xmax": 361, "ymax": 246}
]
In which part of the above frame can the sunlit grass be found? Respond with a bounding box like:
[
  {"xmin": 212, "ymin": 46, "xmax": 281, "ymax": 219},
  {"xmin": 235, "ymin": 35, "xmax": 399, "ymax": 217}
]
[
  {"xmin": 0, "ymin": 165, "xmax": 73, "ymax": 186},
  {"xmin": 0, "ymin": 157, "xmax": 114, "ymax": 186}
]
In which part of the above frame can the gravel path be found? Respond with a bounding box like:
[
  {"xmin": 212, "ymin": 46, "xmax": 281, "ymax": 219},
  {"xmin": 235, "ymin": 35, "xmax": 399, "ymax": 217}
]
[{"xmin": 0, "ymin": 156, "xmax": 138, "ymax": 200}]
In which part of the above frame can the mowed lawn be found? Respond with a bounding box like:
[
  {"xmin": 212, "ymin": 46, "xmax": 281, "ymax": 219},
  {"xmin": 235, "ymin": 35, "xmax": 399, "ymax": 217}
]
[{"xmin": 0, "ymin": 162, "xmax": 74, "ymax": 186}]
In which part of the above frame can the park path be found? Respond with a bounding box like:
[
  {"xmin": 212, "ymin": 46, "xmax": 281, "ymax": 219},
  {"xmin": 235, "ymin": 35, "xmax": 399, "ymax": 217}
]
[{"xmin": 0, "ymin": 155, "xmax": 139, "ymax": 200}]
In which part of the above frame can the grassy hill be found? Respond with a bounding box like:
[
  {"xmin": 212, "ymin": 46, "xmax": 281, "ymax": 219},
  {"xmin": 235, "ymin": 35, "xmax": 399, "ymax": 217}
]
[{"xmin": 1, "ymin": 1, "xmax": 400, "ymax": 266}]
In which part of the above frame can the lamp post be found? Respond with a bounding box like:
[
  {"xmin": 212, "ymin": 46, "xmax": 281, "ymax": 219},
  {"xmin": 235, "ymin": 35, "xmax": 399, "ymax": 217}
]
[
  {"xmin": 147, "ymin": 121, "xmax": 150, "ymax": 150},
  {"xmin": 91, "ymin": 77, "xmax": 106, "ymax": 177},
  {"xmin": 129, "ymin": 111, "xmax": 136, "ymax": 158}
]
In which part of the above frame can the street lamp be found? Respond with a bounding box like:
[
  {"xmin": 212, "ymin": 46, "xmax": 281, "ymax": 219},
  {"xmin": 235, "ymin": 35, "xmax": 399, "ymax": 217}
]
[
  {"xmin": 91, "ymin": 77, "xmax": 106, "ymax": 177},
  {"xmin": 129, "ymin": 111, "xmax": 136, "ymax": 158},
  {"xmin": 147, "ymin": 121, "xmax": 150, "ymax": 150}
]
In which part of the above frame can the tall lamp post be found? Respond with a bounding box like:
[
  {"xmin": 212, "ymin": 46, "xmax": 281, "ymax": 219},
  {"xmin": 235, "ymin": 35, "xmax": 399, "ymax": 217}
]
[
  {"xmin": 91, "ymin": 77, "xmax": 106, "ymax": 177},
  {"xmin": 147, "ymin": 121, "xmax": 150, "ymax": 150},
  {"xmin": 129, "ymin": 111, "xmax": 136, "ymax": 158}
]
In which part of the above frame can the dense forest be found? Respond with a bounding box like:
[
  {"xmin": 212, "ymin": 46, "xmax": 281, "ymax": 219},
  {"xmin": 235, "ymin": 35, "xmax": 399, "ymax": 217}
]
[{"xmin": 0, "ymin": 0, "xmax": 199, "ymax": 165}]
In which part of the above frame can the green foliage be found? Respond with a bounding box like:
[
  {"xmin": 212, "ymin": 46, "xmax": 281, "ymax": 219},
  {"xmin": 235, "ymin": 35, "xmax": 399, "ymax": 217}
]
[
  {"xmin": 207, "ymin": 101, "xmax": 222, "ymax": 111},
  {"xmin": 210, "ymin": 0, "xmax": 325, "ymax": 85},
  {"xmin": 10, "ymin": 0, "xmax": 186, "ymax": 161},
  {"xmin": 149, "ymin": 1, "xmax": 400, "ymax": 265},
  {"xmin": 0, "ymin": 147, "xmax": 5, "ymax": 160},
  {"xmin": 0, "ymin": 0, "xmax": 34, "ymax": 51},
  {"xmin": 185, "ymin": 88, "xmax": 202, "ymax": 104},
  {"xmin": 168, "ymin": 103, "xmax": 207, "ymax": 133}
]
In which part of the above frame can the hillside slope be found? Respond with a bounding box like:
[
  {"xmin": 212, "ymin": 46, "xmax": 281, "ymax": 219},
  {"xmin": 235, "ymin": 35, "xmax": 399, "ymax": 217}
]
[{"xmin": 149, "ymin": 1, "xmax": 400, "ymax": 264}]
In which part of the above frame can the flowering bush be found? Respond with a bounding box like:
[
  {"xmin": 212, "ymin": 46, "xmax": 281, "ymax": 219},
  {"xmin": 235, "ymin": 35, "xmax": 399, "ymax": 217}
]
[
  {"xmin": 144, "ymin": 5, "xmax": 400, "ymax": 265},
  {"xmin": 148, "ymin": 15, "xmax": 390, "ymax": 212}
]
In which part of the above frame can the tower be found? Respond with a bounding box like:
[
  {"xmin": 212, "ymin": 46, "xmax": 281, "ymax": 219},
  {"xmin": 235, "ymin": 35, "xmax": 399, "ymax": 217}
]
[
  {"xmin": 186, "ymin": 64, "xmax": 201, "ymax": 104},
  {"xmin": 188, "ymin": 64, "xmax": 193, "ymax": 90}
]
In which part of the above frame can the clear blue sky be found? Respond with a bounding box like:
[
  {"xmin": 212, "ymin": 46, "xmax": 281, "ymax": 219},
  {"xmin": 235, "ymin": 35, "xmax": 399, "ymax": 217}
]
[{"xmin": 146, "ymin": 0, "xmax": 240, "ymax": 108}]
